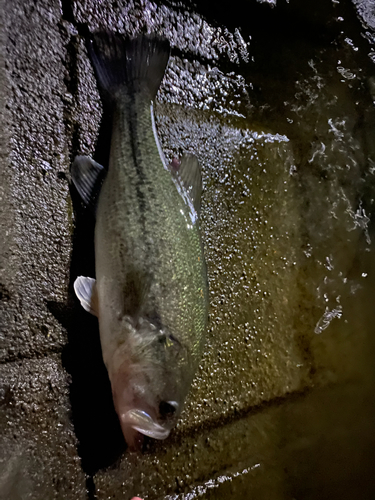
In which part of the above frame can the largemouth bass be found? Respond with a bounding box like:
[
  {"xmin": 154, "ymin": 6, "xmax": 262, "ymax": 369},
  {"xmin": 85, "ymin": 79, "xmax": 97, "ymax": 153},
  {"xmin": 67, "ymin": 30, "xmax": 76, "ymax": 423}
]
[{"xmin": 71, "ymin": 32, "xmax": 208, "ymax": 448}]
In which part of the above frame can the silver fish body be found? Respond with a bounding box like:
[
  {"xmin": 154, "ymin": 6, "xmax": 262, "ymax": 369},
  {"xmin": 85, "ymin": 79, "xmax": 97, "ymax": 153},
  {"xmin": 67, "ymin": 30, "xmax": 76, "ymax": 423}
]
[{"xmin": 72, "ymin": 33, "xmax": 208, "ymax": 447}]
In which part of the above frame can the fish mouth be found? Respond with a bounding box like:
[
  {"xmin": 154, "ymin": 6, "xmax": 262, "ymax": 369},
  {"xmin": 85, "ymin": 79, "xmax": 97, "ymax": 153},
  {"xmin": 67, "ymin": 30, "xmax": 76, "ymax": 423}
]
[{"xmin": 122, "ymin": 409, "xmax": 172, "ymax": 440}]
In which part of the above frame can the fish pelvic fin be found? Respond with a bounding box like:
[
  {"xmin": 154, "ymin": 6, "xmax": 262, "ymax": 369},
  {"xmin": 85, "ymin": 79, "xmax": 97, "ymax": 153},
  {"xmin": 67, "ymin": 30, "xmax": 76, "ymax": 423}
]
[
  {"xmin": 74, "ymin": 276, "xmax": 99, "ymax": 317},
  {"xmin": 87, "ymin": 32, "xmax": 170, "ymax": 100}
]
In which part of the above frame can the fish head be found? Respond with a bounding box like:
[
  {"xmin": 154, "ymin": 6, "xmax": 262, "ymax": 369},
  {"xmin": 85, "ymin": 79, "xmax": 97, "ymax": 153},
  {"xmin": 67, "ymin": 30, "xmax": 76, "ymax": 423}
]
[{"xmin": 108, "ymin": 316, "xmax": 189, "ymax": 448}]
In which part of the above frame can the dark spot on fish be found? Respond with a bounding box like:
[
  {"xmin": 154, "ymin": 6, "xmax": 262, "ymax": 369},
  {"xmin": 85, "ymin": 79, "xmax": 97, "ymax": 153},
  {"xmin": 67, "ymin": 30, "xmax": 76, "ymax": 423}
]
[
  {"xmin": 121, "ymin": 270, "xmax": 148, "ymax": 317},
  {"xmin": 127, "ymin": 101, "xmax": 147, "ymax": 217}
]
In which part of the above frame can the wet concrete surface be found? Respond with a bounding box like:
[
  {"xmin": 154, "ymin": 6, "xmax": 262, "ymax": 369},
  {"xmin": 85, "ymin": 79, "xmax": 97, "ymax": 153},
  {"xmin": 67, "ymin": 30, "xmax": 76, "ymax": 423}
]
[
  {"xmin": 0, "ymin": 356, "xmax": 86, "ymax": 500},
  {"xmin": 1, "ymin": 0, "xmax": 86, "ymax": 497},
  {"xmin": 1, "ymin": 0, "xmax": 375, "ymax": 499},
  {"xmin": 1, "ymin": 0, "xmax": 72, "ymax": 362}
]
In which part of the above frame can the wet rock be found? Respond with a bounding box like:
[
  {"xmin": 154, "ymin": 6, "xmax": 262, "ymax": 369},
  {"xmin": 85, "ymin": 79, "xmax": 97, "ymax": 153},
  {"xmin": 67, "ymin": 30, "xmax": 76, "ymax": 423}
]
[
  {"xmin": 0, "ymin": 0, "xmax": 85, "ymax": 498},
  {"xmin": 0, "ymin": 356, "xmax": 86, "ymax": 500},
  {"xmin": 1, "ymin": 0, "xmax": 72, "ymax": 362}
]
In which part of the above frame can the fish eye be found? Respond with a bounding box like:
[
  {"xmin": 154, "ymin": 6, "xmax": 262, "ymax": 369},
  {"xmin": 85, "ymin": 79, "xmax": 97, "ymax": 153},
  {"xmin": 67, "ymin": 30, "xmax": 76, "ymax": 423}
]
[{"xmin": 159, "ymin": 400, "xmax": 178, "ymax": 419}]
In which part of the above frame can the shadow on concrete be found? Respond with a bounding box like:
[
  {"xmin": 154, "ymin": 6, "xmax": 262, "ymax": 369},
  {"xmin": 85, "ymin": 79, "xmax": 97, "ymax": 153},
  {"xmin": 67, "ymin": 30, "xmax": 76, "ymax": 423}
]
[
  {"xmin": 48, "ymin": 105, "xmax": 125, "ymax": 478},
  {"xmin": 47, "ymin": 216, "xmax": 125, "ymax": 478}
]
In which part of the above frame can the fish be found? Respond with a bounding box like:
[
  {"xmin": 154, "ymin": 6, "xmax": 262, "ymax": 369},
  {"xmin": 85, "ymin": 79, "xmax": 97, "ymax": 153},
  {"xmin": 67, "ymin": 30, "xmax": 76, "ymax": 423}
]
[{"xmin": 71, "ymin": 32, "xmax": 209, "ymax": 448}]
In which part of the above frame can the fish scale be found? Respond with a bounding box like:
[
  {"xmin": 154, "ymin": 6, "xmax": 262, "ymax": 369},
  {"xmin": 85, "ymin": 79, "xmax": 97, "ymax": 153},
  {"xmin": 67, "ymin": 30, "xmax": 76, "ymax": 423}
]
[{"xmin": 97, "ymin": 93, "xmax": 206, "ymax": 350}]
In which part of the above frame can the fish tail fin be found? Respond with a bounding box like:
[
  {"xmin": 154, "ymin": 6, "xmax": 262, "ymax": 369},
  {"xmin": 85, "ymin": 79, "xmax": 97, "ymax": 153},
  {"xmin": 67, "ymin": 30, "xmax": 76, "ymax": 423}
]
[{"xmin": 87, "ymin": 32, "xmax": 170, "ymax": 99}]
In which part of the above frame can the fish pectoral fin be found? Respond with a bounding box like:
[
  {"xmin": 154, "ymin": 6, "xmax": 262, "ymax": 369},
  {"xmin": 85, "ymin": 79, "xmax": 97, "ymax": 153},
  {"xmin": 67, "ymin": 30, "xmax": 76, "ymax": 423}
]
[
  {"xmin": 73, "ymin": 276, "xmax": 99, "ymax": 317},
  {"xmin": 71, "ymin": 155, "xmax": 106, "ymax": 210},
  {"xmin": 177, "ymin": 154, "xmax": 202, "ymax": 217}
]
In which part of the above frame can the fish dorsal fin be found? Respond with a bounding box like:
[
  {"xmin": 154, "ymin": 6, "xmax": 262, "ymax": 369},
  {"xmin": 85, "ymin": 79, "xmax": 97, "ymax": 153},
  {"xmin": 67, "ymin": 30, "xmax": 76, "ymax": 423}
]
[
  {"xmin": 177, "ymin": 154, "xmax": 202, "ymax": 216},
  {"xmin": 71, "ymin": 155, "xmax": 105, "ymax": 210},
  {"xmin": 73, "ymin": 276, "xmax": 99, "ymax": 317}
]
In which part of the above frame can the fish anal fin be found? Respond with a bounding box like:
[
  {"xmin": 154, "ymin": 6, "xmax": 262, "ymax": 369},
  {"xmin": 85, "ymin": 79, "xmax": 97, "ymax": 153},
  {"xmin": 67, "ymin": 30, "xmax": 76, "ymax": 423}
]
[{"xmin": 73, "ymin": 276, "xmax": 99, "ymax": 317}]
